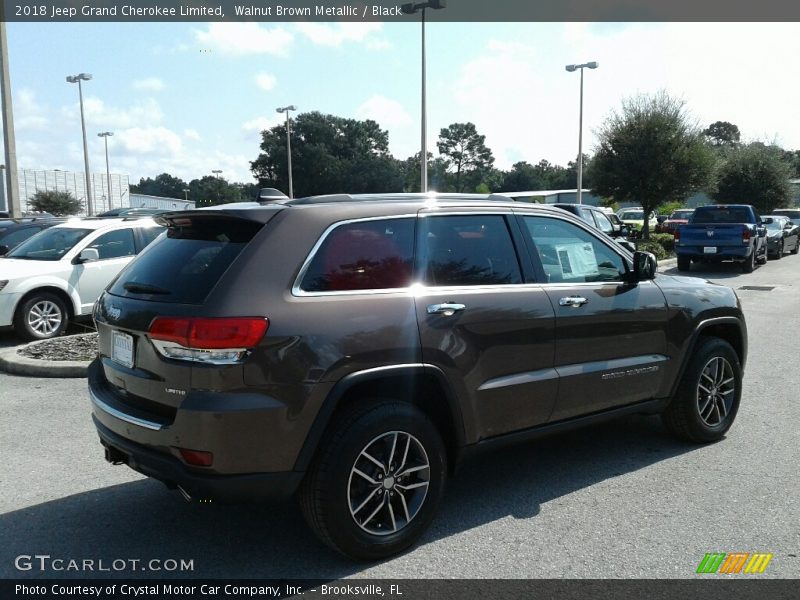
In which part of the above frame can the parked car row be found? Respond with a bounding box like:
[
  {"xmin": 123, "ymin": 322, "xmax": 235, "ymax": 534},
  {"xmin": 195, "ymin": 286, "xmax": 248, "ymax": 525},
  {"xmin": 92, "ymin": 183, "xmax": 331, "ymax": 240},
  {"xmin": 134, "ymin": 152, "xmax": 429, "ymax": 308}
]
[{"xmin": 0, "ymin": 215, "xmax": 165, "ymax": 339}]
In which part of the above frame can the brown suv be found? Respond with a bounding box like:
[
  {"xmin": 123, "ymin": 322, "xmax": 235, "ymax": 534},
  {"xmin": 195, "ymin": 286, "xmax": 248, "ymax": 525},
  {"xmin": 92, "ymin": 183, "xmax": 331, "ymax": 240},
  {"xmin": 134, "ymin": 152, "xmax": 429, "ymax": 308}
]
[{"xmin": 89, "ymin": 194, "xmax": 747, "ymax": 560}]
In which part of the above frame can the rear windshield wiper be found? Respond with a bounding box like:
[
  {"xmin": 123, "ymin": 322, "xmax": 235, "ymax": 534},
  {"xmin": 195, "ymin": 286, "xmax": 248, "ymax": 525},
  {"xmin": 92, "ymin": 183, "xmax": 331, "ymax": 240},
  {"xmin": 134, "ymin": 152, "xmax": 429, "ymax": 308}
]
[{"xmin": 122, "ymin": 282, "xmax": 171, "ymax": 295}]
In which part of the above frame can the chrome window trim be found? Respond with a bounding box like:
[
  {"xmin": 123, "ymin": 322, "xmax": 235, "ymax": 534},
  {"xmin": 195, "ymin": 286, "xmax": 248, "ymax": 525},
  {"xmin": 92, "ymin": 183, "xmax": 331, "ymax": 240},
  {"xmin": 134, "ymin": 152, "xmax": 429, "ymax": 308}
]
[{"xmin": 292, "ymin": 214, "xmax": 418, "ymax": 297}]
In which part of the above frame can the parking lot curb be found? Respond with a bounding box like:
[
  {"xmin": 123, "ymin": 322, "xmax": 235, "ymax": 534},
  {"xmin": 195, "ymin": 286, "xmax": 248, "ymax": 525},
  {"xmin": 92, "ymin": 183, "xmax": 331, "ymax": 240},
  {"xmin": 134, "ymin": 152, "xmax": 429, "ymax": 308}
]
[
  {"xmin": 0, "ymin": 345, "xmax": 90, "ymax": 378},
  {"xmin": 660, "ymin": 257, "xmax": 678, "ymax": 269}
]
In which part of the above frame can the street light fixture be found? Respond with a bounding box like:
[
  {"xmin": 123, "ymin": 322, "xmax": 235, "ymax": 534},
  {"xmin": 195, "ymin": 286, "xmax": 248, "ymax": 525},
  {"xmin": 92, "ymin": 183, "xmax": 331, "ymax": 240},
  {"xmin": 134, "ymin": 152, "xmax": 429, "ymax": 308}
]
[
  {"xmin": 97, "ymin": 131, "xmax": 113, "ymax": 210},
  {"xmin": 401, "ymin": 0, "xmax": 446, "ymax": 193},
  {"xmin": 564, "ymin": 61, "xmax": 598, "ymax": 205},
  {"xmin": 275, "ymin": 105, "xmax": 297, "ymax": 198},
  {"xmin": 183, "ymin": 188, "xmax": 190, "ymax": 202},
  {"xmin": 66, "ymin": 72, "xmax": 94, "ymax": 215},
  {"xmin": 211, "ymin": 169, "xmax": 222, "ymax": 178}
]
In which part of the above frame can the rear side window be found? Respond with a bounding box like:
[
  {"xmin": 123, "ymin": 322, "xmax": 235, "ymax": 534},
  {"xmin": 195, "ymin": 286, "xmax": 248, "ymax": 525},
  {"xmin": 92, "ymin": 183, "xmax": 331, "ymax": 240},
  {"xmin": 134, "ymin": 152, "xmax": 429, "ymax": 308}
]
[
  {"xmin": 108, "ymin": 218, "xmax": 262, "ymax": 304},
  {"xmin": 0, "ymin": 226, "xmax": 40, "ymax": 247},
  {"xmin": 419, "ymin": 215, "xmax": 522, "ymax": 286},
  {"xmin": 300, "ymin": 218, "xmax": 414, "ymax": 292},
  {"xmin": 138, "ymin": 226, "xmax": 166, "ymax": 249}
]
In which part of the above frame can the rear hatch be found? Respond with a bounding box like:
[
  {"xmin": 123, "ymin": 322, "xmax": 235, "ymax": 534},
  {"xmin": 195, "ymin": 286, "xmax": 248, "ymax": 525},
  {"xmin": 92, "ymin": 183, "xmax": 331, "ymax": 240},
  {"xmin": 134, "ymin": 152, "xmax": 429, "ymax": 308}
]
[{"xmin": 93, "ymin": 209, "xmax": 281, "ymax": 423}]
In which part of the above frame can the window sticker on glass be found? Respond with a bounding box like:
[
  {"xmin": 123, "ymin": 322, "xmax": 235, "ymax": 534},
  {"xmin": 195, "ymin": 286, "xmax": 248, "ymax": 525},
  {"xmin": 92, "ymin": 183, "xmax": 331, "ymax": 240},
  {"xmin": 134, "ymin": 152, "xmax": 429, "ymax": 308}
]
[{"xmin": 554, "ymin": 242, "xmax": 599, "ymax": 278}]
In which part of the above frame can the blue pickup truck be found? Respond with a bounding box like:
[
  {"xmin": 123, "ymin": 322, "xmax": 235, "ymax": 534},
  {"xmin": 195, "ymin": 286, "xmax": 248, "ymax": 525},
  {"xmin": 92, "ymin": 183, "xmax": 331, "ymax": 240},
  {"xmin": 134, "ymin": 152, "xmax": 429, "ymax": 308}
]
[{"xmin": 675, "ymin": 204, "xmax": 768, "ymax": 273}]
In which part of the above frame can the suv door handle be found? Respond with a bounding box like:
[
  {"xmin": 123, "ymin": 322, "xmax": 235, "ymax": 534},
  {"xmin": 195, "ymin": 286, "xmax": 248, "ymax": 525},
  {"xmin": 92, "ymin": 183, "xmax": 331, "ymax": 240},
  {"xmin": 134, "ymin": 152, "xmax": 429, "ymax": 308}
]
[
  {"xmin": 427, "ymin": 303, "xmax": 466, "ymax": 316},
  {"xmin": 559, "ymin": 296, "xmax": 588, "ymax": 307}
]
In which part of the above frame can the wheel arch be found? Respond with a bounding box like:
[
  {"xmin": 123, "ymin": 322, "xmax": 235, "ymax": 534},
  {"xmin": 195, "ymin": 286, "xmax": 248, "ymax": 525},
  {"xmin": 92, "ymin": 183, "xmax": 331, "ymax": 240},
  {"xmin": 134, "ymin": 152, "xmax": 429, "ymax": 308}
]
[
  {"xmin": 294, "ymin": 364, "xmax": 466, "ymax": 476},
  {"xmin": 669, "ymin": 317, "xmax": 747, "ymax": 398},
  {"xmin": 14, "ymin": 285, "xmax": 76, "ymax": 321}
]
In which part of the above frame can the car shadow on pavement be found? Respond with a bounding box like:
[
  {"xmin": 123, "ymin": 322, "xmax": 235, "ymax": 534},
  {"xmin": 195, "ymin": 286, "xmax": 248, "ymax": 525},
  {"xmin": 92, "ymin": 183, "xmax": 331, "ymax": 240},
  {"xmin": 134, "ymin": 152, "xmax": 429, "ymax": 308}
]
[{"xmin": 0, "ymin": 415, "xmax": 699, "ymax": 579}]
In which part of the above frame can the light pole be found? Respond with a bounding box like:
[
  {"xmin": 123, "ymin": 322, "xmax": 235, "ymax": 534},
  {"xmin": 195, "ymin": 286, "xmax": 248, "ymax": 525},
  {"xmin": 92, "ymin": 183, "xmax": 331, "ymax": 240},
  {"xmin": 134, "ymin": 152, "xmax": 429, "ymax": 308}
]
[
  {"xmin": 97, "ymin": 131, "xmax": 113, "ymax": 209},
  {"xmin": 0, "ymin": 164, "xmax": 5, "ymax": 213},
  {"xmin": 66, "ymin": 72, "xmax": 94, "ymax": 215},
  {"xmin": 211, "ymin": 169, "xmax": 222, "ymax": 178},
  {"xmin": 0, "ymin": 23, "xmax": 21, "ymax": 217},
  {"xmin": 402, "ymin": 0, "xmax": 446, "ymax": 193},
  {"xmin": 275, "ymin": 105, "xmax": 297, "ymax": 198},
  {"xmin": 565, "ymin": 61, "xmax": 598, "ymax": 204},
  {"xmin": 183, "ymin": 188, "xmax": 190, "ymax": 202}
]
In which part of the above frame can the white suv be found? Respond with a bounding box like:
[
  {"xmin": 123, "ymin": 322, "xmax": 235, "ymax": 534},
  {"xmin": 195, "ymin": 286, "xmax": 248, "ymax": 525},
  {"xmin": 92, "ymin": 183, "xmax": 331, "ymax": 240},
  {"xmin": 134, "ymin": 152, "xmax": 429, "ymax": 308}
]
[{"xmin": 0, "ymin": 217, "xmax": 164, "ymax": 340}]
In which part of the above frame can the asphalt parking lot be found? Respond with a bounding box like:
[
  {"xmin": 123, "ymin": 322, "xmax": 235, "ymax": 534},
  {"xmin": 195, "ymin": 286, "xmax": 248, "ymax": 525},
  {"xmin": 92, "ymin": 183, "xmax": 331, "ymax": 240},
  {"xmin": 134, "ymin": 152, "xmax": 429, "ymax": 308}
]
[{"xmin": 1, "ymin": 257, "xmax": 798, "ymax": 580}]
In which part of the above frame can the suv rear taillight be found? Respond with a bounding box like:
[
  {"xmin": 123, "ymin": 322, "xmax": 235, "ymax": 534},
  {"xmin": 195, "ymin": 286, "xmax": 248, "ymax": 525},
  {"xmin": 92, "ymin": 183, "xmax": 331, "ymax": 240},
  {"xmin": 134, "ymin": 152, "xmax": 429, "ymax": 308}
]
[
  {"xmin": 673, "ymin": 229, "xmax": 680, "ymax": 244},
  {"xmin": 148, "ymin": 317, "xmax": 269, "ymax": 364},
  {"xmin": 742, "ymin": 227, "xmax": 751, "ymax": 244}
]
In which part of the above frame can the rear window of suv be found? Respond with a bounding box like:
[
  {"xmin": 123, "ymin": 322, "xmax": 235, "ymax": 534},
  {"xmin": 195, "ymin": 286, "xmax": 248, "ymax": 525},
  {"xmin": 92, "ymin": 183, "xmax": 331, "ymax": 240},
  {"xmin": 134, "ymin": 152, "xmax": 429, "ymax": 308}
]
[
  {"xmin": 691, "ymin": 206, "xmax": 753, "ymax": 224},
  {"xmin": 108, "ymin": 217, "xmax": 262, "ymax": 304}
]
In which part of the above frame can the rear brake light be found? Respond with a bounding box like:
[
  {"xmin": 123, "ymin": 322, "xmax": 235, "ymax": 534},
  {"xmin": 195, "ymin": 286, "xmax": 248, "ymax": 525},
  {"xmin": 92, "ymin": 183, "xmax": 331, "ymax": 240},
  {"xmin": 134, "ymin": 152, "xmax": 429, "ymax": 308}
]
[
  {"xmin": 673, "ymin": 229, "xmax": 680, "ymax": 244},
  {"xmin": 148, "ymin": 317, "xmax": 268, "ymax": 364},
  {"xmin": 742, "ymin": 227, "xmax": 751, "ymax": 244},
  {"xmin": 178, "ymin": 448, "xmax": 213, "ymax": 467}
]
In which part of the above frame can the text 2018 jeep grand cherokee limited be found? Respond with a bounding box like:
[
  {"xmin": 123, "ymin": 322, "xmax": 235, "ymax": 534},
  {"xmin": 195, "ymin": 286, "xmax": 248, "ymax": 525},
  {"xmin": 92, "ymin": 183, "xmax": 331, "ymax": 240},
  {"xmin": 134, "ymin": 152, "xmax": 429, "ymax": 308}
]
[{"xmin": 89, "ymin": 194, "xmax": 747, "ymax": 560}]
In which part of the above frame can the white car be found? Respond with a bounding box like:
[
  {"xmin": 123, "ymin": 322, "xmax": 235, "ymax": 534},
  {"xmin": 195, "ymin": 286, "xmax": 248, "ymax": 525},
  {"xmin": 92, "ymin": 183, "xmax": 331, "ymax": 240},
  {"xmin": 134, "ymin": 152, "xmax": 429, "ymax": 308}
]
[
  {"xmin": 0, "ymin": 217, "xmax": 164, "ymax": 340},
  {"xmin": 617, "ymin": 208, "xmax": 658, "ymax": 232}
]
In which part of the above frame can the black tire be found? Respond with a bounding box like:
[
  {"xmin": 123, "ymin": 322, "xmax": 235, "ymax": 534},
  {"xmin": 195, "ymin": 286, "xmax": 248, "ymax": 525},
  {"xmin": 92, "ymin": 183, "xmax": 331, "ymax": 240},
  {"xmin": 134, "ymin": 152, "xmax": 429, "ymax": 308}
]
[
  {"xmin": 299, "ymin": 401, "xmax": 447, "ymax": 561},
  {"xmin": 791, "ymin": 238, "xmax": 800, "ymax": 255},
  {"xmin": 757, "ymin": 244, "xmax": 768, "ymax": 264},
  {"xmin": 14, "ymin": 292, "xmax": 69, "ymax": 341},
  {"xmin": 662, "ymin": 337, "xmax": 742, "ymax": 443},
  {"xmin": 677, "ymin": 256, "xmax": 691, "ymax": 272},
  {"xmin": 741, "ymin": 250, "xmax": 755, "ymax": 273},
  {"xmin": 774, "ymin": 241, "xmax": 783, "ymax": 260}
]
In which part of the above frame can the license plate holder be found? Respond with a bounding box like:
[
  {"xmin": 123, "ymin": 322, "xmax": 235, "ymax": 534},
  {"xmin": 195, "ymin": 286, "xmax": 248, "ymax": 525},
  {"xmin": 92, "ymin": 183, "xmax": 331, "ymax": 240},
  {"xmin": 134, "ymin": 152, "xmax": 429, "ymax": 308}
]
[
  {"xmin": 111, "ymin": 330, "xmax": 134, "ymax": 369},
  {"xmin": 703, "ymin": 246, "xmax": 717, "ymax": 254}
]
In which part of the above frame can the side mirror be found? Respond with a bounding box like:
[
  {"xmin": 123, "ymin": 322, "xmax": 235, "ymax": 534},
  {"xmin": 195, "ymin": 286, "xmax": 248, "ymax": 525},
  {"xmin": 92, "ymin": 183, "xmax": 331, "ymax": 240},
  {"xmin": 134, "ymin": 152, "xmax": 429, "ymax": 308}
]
[
  {"xmin": 76, "ymin": 247, "xmax": 100, "ymax": 263},
  {"xmin": 784, "ymin": 222, "xmax": 793, "ymax": 229},
  {"xmin": 632, "ymin": 251, "xmax": 657, "ymax": 281},
  {"xmin": 0, "ymin": 245, "xmax": 8, "ymax": 256}
]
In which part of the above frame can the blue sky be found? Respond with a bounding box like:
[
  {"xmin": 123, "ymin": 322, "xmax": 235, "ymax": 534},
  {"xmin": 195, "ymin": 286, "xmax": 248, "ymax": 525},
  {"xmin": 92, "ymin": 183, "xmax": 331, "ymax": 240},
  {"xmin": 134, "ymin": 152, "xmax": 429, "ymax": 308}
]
[{"xmin": 5, "ymin": 21, "xmax": 800, "ymax": 186}]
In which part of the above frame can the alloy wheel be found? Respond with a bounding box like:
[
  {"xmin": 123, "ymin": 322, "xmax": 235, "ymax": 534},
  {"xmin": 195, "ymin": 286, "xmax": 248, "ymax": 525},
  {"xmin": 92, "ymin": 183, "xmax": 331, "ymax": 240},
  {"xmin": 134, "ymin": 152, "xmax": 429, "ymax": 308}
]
[
  {"xmin": 697, "ymin": 356, "xmax": 735, "ymax": 427},
  {"xmin": 347, "ymin": 431, "xmax": 430, "ymax": 536},
  {"xmin": 27, "ymin": 300, "xmax": 63, "ymax": 336}
]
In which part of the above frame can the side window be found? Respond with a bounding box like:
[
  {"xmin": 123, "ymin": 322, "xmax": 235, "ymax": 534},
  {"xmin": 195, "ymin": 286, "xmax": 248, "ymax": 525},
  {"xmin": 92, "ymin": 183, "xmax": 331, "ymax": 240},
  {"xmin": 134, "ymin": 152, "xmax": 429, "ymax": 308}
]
[
  {"xmin": 419, "ymin": 215, "xmax": 522, "ymax": 286},
  {"xmin": 0, "ymin": 227, "xmax": 40, "ymax": 247},
  {"xmin": 521, "ymin": 216, "xmax": 626, "ymax": 283},
  {"xmin": 300, "ymin": 218, "xmax": 414, "ymax": 292},
  {"xmin": 592, "ymin": 211, "xmax": 615, "ymax": 235},
  {"xmin": 138, "ymin": 226, "xmax": 166, "ymax": 250},
  {"xmin": 88, "ymin": 229, "xmax": 136, "ymax": 260}
]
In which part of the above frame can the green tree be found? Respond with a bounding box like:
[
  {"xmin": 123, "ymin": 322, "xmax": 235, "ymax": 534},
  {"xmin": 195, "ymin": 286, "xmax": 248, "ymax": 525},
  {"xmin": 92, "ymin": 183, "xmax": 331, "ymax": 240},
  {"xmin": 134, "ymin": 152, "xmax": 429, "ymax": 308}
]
[
  {"xmin": 500, "ymin": 161, "xmax": 544, "ymax": 192},
  {"xmin": 780, "ymin": 149, "xmax": 800, "ymax": 178},
  {"xmin": 29, "ymin": 190, "xmax": 81, "ymax": 215},
  {"xmin": 436, "ymin": 122, "xmax": 494, "ymax": 192},
  {"xmin": 589, "ymin": 91, "xmax": 715, "ymax": 238},
  {"xmin": 131, "ymin": 173, "xmax": 188, "ymax": 198},
  {"xmin": 189, "ymin": 176, "xmax": 243, "ymax": 207},
  {"xmin": 712, "ymin": 143, "xmax": 792, "ymax": 213},
  {"xmin": 251, "ymin": 111, "xmax": 404, "ymax": 197},
  {"xmin": 703, "ymin": 121, "xmax": 741, "ymax": 147}
]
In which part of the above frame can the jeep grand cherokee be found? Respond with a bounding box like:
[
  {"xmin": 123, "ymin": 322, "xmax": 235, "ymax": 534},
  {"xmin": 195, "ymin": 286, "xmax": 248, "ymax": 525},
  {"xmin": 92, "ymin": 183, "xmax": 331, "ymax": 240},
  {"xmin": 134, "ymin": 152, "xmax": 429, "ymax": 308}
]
[{"xmin": 89, "ymin": 194, "xmax": 747, "ymax": 560}]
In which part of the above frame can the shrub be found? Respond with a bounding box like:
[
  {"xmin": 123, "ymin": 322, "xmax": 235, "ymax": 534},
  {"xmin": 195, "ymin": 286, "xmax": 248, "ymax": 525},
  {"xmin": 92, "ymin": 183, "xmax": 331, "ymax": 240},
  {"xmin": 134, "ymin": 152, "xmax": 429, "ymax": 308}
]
[
  {"xmin": 635, "ymin": 240, "xmax": 667, "ymax": 261},
  {"xmin": 649, "ymin": 233, "xmax": 675, "ymax": 254}
]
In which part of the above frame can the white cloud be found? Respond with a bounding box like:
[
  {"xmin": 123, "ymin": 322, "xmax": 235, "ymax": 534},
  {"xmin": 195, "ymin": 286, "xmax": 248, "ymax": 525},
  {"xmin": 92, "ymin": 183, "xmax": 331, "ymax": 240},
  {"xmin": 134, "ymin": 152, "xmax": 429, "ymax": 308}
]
[
  {"xmin": 117, "ymin": 127, "xmax": 183, "ymax": 155},
  {"xmin": 295, "ymin": 23, "xmax": 384, "ymax": 47},
  {"xmin": 63, "ymin": 97, "xmax": 164, "ymax": 130},
  {"xmin": 194, "ymin": 23, "xmax": 293, "ymax": 56},
  {"xmin": 242, "ymin": 115, "xmax": 282, "ymax": 133},
  {"xmin": 184, "ymin": 128, "xmax": 201, "ymax": 141},
  {"xmin": 356, "ymin": 95, "xmax": 413, "ymax": 129},
  {"xmin": 14, "ymin": 88, "xmax": 49, "ymax": 131},
  {"xmin": 131, "ymin": 77, "xmax": 166, "ymax": 92},
  {"xmin": 255, "ymin": 72, "xmax": 277, "ymax": 91}
]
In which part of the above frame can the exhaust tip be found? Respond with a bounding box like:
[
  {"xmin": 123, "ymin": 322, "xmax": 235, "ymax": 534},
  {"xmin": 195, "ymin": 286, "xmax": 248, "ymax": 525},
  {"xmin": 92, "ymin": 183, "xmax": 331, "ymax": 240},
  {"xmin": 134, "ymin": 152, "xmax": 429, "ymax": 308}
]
[{"xmin": 177, "ymin": 485, "xmax": 192, "ymax": 502}]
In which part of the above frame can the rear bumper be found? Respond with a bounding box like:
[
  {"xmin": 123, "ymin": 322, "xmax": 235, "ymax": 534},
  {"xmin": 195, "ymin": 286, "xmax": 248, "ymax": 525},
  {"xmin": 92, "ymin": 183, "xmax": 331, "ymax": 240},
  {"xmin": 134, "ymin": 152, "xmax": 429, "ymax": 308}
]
[
  {"xmin": 675, "ymin": 246, "xmax": 751, "ymax": 262},
  {"xmin": 93, "ymin": 416, "xmax": 303, "ymax": 502}
]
